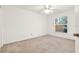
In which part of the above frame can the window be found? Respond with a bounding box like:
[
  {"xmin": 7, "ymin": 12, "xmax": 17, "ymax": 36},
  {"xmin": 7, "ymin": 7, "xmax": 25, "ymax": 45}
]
[{"xmin": 55, "ymin": 16, "xmax": 67, "ymax": 33}]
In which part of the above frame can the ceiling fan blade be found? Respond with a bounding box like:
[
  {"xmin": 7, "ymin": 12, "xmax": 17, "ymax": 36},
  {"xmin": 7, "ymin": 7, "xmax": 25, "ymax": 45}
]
[
  {"xmin": 49, "ymin": 7, "xmax": 56, "ymax": 10},
  {"xmin": 44, "ymin": 5, "xmax": 56, "ymax": 10}
]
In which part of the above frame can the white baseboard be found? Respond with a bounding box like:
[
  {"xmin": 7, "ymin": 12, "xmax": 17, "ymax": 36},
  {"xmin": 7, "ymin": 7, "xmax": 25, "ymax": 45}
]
[
  {"xmin": 4, "ymin": 33, "xmax": 47, "ymax": 45},
  {"xmin": 48, "ymin": 33, "xmax": 75, "ymax": 40},
  {"xmin": 3, "ymin": 32, "xmax": 75, "ymax": 45}
]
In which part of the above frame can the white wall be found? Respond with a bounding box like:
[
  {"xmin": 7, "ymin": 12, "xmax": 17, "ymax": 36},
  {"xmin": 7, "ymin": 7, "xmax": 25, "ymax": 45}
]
[
  {"xmin": 3, "ymin": 6, "xmax": 48, "ymax": 44},
  {"xmin": 48, "ymin": 10, "xmax": 76, "ymax": 40},
  {"xmin": 0, "ymin": 8, "xmax": 3, "ymax": 47}
]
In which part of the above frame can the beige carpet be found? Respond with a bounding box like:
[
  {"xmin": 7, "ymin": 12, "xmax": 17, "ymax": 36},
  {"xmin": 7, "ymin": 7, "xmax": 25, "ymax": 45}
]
[
  {"xmin": 1, "ymin": 35, "xmax": 75, "ymax": 53},
  {"xmin": 0, "ymin": 48, "xmax": 2, "ymax": 52}
]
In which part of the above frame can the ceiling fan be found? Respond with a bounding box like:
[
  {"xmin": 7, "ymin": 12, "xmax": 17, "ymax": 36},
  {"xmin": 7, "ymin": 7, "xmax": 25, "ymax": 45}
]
[{"xmin": 43, "ymin": 5, "xmax": 56, "ymax": 14}]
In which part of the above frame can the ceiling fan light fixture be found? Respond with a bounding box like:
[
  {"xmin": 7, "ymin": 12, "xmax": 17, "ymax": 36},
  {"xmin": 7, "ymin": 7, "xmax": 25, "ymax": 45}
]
[
  {"xmin": 43, "ymin": 5, "xmax": 54, "ymax": 14},
  {"xmin": 43, "ymin": 9, "xmax": 53, "ymax": 14},
  {"xmin": 44, "ymin": 9, "xmax": 50, "ymax": 14}
]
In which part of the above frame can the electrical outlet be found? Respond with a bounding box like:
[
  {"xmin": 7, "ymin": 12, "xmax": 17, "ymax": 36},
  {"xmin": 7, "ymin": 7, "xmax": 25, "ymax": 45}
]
[{"xmin": 30, "ymin": 32, "xmax": 37, "ymax": 36}]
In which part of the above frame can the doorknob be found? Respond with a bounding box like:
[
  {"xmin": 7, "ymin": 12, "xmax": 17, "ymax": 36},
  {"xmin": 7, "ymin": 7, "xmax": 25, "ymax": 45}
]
[{"xmin": 73, "ymin": 33, "xmax": 79, "ymax": 37}]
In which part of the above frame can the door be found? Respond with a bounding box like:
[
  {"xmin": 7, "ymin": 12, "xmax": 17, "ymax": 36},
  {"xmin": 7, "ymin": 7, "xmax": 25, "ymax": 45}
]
[{"xmin": 75, "ymin": 6, "xmax": 79, "ymax": 53}]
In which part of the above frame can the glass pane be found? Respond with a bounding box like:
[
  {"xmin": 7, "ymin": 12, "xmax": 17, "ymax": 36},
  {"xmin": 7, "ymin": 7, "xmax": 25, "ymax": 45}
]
[
  {"xmin": 60, "ymin": 16, "xmax": 67, "ymax": 24},
  {"xmin": 55, "ymin": 25, "xmax": 67, "ymax": 33},
  {"xmin": 55, "ymin": 16, "xmax": 67, "ymax": 24}
]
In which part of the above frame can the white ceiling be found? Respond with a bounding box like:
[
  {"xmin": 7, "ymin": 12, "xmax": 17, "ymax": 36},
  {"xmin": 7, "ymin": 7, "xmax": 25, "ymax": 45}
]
[{"xmin": 2, "ymin": 5, "xmax": 75, "ymax": 15}]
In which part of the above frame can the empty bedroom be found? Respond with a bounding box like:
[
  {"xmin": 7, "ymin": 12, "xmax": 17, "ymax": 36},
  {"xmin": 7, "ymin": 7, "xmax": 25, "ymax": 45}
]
[{"xmin": 0, "ymin": 5, "xmax": 79, "ymax": 53}]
